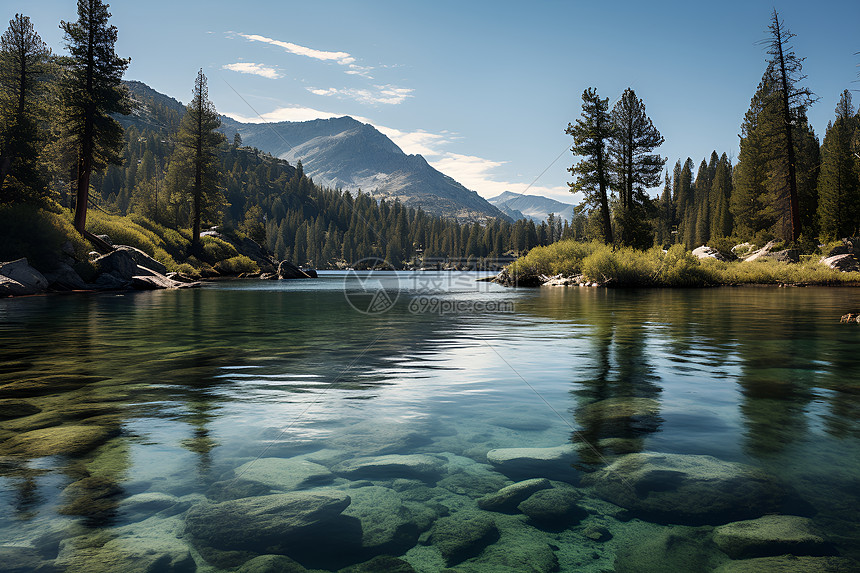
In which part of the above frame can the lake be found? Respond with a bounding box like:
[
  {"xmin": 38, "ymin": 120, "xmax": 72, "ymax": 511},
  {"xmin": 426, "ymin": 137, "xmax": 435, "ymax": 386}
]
[{"xmin": 1, "ymin": 273, "xmax": 859, "ymax": 572}]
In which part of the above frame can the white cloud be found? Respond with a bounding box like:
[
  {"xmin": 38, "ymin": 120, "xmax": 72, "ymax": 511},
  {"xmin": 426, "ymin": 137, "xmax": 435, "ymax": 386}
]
[
  {"xmin": 375, "ymin": 126, "xmax": 448, "ymax": 157},
  {"xmin": 346, "ymin": 64, "xmax": 374, "ymax": 79},
  {"xmin": 224, "ymin": 106, "xmax": 343, "ymax": 124},
  {"xmin": 239, "ymin": 33, "xmax": 355, "ymax": 65},
  {"xmin": 305, "ymin": 84, "xmax": 413, "ymax": 105},
  {"xmin": 222, "ymin": 62, "xmax": 281, "ymax": 79}
]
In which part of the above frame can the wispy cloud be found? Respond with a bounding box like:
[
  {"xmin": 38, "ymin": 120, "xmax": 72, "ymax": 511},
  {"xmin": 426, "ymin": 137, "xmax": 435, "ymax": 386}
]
[
  {"xmin": 239, "ymin": 33, "xmax": 355, "ymax": 65},
  {"xmin": 222, "ymin": 62, "xmax": 281, "ymax": 79},
  {"xmin": 306, "ymin": 84, "xmax": 413, "ymax": 105},
  {"xmin": 224, "ymin": 106, "xmax": 343, "ymax": 124},
  {"xmin": 346, "ymin": 64, "xmax": 374, "ymax": 79}
]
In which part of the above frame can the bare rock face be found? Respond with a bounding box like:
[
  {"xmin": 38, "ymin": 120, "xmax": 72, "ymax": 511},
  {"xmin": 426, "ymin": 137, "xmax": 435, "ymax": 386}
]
[
  {"xmin": 0, "ymin": 258, "xmax": 49, "ymax": 296},
  {"xmin": 581, "ymin": 452, "xmax": 788, "ymax": 525},
  {"xmin": 821, "ymin": 253, "xmax": 860, "ymax": 272},
  {"xmin": 692, "ymin": 246, "xmax": 729, "ymax": 261}
]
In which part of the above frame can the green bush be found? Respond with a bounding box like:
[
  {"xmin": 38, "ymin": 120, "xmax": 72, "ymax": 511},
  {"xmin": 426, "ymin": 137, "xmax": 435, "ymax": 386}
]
[
  {"xmin": 201, "ymin": 235, "xmax": 238, "ymax": 263},
  {"xmin": 0, "ymin": 204, "xmax": 89, "ymax": 270},
  {"xmin": 86, "ymin": 211, "xmax": 179, "ymax": 271},
  {"xmin": 176, "ymin": 263, "xmax": 201, "ymax": 279},
  {"xmin": 214, "ymin": 255, "xmax": 259, "ymax": 275}
]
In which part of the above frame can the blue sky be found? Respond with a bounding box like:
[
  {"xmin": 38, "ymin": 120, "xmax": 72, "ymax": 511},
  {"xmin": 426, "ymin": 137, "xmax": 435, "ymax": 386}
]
[{"xmin": 11, "ymin": 0, "xmax": 860, "ymax": 204}]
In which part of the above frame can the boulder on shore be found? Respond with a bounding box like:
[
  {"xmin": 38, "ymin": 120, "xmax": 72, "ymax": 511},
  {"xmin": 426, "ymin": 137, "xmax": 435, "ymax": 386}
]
[
  {"xmin": 821, "ymin": 253, "xmax": 860, "ymax": 272},
  {"xmin": 278, "ymin": 260, "xmax": 313, "ymax": 279},
  {"xmin": 692, "ymin": 246, "xmax": 729, "ymax": 261},
  {"xmin": 0, "ymin": 258, "xmax": 49, "ymax": 296}
]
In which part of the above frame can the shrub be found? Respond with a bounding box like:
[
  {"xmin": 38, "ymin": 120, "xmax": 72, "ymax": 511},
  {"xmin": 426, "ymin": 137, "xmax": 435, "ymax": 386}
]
[
  {"xmin": 86, "ymin": 211, "xmax": 179, "ymax": 271},
  {"xmin": 176, "ymin": 263, "xmax": 201, "ymax": 279},
  {"xmin": 201, "ymin": 235, "xmax": 238, "ymax": 263},
  {"xmin": 214, "ymin": 255, "xmax": 259, "ymax": 275},
  {"xmin": 0, "ymin": 204, "xmax": 89, "ymax": 270}
]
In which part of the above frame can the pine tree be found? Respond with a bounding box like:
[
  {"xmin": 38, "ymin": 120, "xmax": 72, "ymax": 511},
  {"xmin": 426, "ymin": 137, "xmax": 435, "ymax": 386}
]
[
  {"xmin": 763, "ymin": 9, "xmax": 817, "ymax": 241},
  {"xmin": 567, "ymin": 88, "xmax": 613, "ymax": 244},
  {"xmin": 608, "ymin": 88, "xmax": 665, "ymax": 246},
  {"xmin": 817, "ymin": 90, "xmax": 860, "ymax": 241},
  {"xmin": 0, "ymin": 14, "xmax": 51, "ymax": 202},
  {"xmin": 693, "ymin": 159, "xmax": 710, "ymax": 246},
  {"xmin": 173, "ymin": 69, "xmax": 225, "ymax": 250},
  {"xmin": 60, "ymin": 0, "xmax": 131, "ymax": 232},
  {"xmin": 676, "ymin": 158, "xmax": 694, "ymax": 246},
  {"xmin": 710, "ymin": 153, "xmax": 733, "ymax": 239}
]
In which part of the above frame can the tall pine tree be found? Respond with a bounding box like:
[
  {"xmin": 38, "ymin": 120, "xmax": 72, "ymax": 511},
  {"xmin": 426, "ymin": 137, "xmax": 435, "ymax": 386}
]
[
  {"xmin": 172, "ymin": 69, "xmax": 225, "ymax": 250},
  {"xmin": 60, "ymin": 0, "xmax": 130, "ymax": 232},
  {"xmin": 608, "ymin": 88, "xmax": 665, "ymax": 247},
  {"xmin": 0, "ymin": 14, "xmax": 51, "ymax": 202},
  {"xmin": 567, "ymin": 88, "xmax": 613, "ymax": 244},
  {"xmin": 817, "ymin": 90, "xmax": 860, "ymax": 240}
]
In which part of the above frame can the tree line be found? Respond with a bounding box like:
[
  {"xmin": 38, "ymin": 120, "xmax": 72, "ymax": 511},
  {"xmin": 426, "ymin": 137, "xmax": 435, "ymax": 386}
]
[{"xmin": 568, "ymin": 9, "xmax": 860, "ymax": 250}]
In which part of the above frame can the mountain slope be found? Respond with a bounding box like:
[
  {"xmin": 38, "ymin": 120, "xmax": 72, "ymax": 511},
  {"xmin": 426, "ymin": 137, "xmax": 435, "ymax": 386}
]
[
  {"xmin": 487, "ymin": 191, "xmax": 575, "ymax": 223},
  {"xmin": 218, "ymin": 115, "xmax": 508, "ymax": 221}
]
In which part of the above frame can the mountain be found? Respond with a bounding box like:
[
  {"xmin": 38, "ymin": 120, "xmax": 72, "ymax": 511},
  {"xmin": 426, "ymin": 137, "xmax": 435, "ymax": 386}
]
[
  {"xmin": 120, "ymin": 80, "xmax": 507, "ymax": 222},
  {"xmin": 218, "ymin": 115, "xmax": 508, "ymax": 222},
  {"xmin": 487, "ymin": 191, "xmax": 576, "ymax": 223}
]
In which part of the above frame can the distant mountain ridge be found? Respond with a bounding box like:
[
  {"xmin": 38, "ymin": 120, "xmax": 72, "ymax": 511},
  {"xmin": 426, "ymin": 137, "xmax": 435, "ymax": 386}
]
[
  {"xmin": 488, "ymin": 191, "xmax": 575, "ymax": 223},
  {"xmin": 218, "ymin": 115, "xmax": 507, "ymax": 221},
  {"xmin": 120, "ymin": 80, "xmax": 508, "ymax": 222}
]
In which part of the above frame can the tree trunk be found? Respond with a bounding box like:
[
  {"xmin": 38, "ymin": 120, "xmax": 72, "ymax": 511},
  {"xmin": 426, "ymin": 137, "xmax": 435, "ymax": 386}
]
[
  {"xmin": 596, "ymin": 113, "xmax": 614, "ymax": 245},
  {"xmin": 774, "ymin": 18, "xmax": 801, "ymax": 242}
]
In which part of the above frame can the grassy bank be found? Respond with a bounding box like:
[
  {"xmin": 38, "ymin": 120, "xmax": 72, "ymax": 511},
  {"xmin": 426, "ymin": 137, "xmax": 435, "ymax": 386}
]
[
  {"xmin": 505, "ymin": 240, "xmax": 860, "ymax": 287},
  {"xmin": 0, "ymin": 204, "xmax": 260, "ymax": 277}
]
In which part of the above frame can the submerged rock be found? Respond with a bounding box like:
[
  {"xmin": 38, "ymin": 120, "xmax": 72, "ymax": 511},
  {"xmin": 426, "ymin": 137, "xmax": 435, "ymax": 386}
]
[
  {"xmin": 231, "ymin": 457, "xmax": 334, "ymax": 491},
  {"xmin": 486, "ymin": 444, "xmax": 578, "ymax": 481},
  {"xmin": 426, "ymin": 511, "xmax": 498, "ymax": 566},
  {"xmin": 332, "ymin": 454, "xmax": 445, "ymax": 482},
  {"xmin": 614, "ymin": 527, "xmax": 726, "ymax": 573},
  {"xmin": 184, "ymin": 491, "xmax": 355, "ymax": 557},
  {"xmin": 0, "ymin": 425, "xmax": 118, "ymax": 457},
  {"xmin": 0, "ymin": 399, "xmax": 41, "ymax": 419},
  {"xmin": 454, "ymin": 512, "xmax": 558, "ymax": 573},
  {"xmin": 55, "ymin": 526, "xmax": 195, "ymax": 573},
  {"xmin": 237, "ymin": 554, "xmax": 308, "ymax": 573},
  {"xmin": 517, "ymin": 484, "xmax": 587, "ymax": 527},
  {"xmin": 327, "ymin": 421, "xmax": 430, "ymax": 456},
  {"xmin": 477, "ymin": 478, "xmax": 551, "ymax": 513},
  {"xmin": 341, "ymin": 486, "xmax": 430, "ymax": 554},
  {"xmin": 713, "ymin": 515, "xmax": 834, "ymax": 559},
  {"xmin": 337, "ymin": 555, "xmax": 416, "ymax": 572},
  {"xmin": 581, "ymin": 452, "xmax": 787, "ymax": 525},
  {"xmin": 714, "ymin": 555, "xmax": 857, "ymax": 573},
  {"xmin": 576, "ymin": 397, "xmax": 663, "ymax": 437},
  {"xmin": 0, "ymin": 546, "xmax": 57, "ymax": 573}
]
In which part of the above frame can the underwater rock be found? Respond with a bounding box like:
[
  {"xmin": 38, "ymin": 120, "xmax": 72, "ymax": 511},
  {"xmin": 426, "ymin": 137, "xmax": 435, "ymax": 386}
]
[
  {"xmin": 0, "ymin": 374, "xmax": 103, "ymax": 399},
  {"xmin": 426, "ymin": 511, "xmax": 499, "ymax": 566},
  {"xmin": 517, "ymin": 484, "xmax": 587, "ymax": 527},
  {"xmin": 327, "ymin": 421, "xmax": 430, "ymax": 456},
  {"xmin": 338, "ymin": 555, "xmax": 416, "ymax": 572},
  {"xmin": 477, "ymin": 478, "xmax": 551, "ymax": 512},
  {"xmin": 712, "ymin": 515, "xmax": 834, "ymax": 559},
  {"xmin": 184, "ymin": 491, "xmax": 356, "ymax": 557},
  {"xmin": 455, "ymin": 512, "xmax": 559, "ymax": 572},
  {"xmin": 0, "ymin": 546, "xmax": 57, "ymax": 573},
  {"xmin": 231, "ymin": 457, "xmax": 334, "ymax": 490},
  {"xmin": 714, "ymin": 555, "xmax": 858, "ymax": 572},
  {"xmin": 236, "ymin": 554, "xmax": 309, "ymax": 573},
  {"xmin": 55, "ymin": 529, "xmax": 195, "ymax": 573},
  {"xmin": 59, "ymin": 475, "xmax": 122, "ymax": 516},
  {"xmin": 614, "ymin": 527, "xmax": 726, "ymax": 573},
  {"xmin": 576, "ymin": 397, "xmax": 662, "ymax": 437},
  {"xmin": 0, "ymin": 399, "xmax": 41, "ymax": 419},
  {"xmin": 486, "ymin": 444, "xmax": 578, "ymax": 481},
  {"xmin": 0, "ymin": 425, "xmax": 118, "ymax": 457},
  {"xmin": 332, "ymin": 454, "xmax": 446, "ymax": 482},
  {"xmin": 340, "ymin": 486, "xmax": 426, "ymax": 554},
  {"xmin": 581, "ymin": 522, "xmax": 612, "ymax": 542},
  {"xmin": 119, "ymin": 492, "xmax": 183, "ymax": 520},
  {"xmin": 582, "ymin": 452, "xmax": 787, "ymax": 525},
  {"xmin": 206, "ymin": 479, "xmax": 273, "ymax": 502}
]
